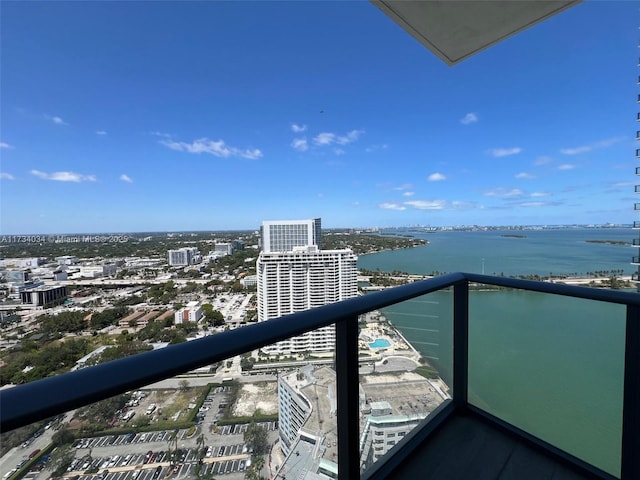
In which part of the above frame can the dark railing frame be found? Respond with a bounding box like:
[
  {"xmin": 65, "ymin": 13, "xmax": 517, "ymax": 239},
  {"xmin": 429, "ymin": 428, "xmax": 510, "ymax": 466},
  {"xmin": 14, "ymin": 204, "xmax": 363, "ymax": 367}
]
[{"xmin": 1, "ymin": 272, "xmax": 639, "ymax": 479}]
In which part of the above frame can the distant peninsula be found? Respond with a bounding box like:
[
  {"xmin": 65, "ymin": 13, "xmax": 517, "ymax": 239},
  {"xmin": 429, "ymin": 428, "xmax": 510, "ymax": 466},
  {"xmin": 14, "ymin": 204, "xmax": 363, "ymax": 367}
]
[{"xmin": 585, "ymin": 239, "xmax": 631, "ymax": 246}]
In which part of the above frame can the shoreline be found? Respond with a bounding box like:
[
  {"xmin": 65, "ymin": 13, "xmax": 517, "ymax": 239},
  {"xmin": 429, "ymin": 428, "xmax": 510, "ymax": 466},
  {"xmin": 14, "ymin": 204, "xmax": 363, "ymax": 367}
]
[{"xmin": 359, "ymin": 273, "xmax": 633, "ymax": 289}]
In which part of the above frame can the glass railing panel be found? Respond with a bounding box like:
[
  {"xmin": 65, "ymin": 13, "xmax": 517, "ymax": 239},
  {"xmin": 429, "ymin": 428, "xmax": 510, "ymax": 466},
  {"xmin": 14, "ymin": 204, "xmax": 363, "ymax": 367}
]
[
  {"xmin": 468, "ymin": 287, "xmax": 625, "ymax": 477},
  {"xmin": 0, "ymin": 388, "xmax": 212, "ymax": 480},
  {"xmin": 268, "ymin": 325, "xmax": 337, "ymax": 480},
  {"xmin": 359, "ymin": 291, "xmax": 453, "ymax": 474},
  {"xmin": 0, "ymin": 350, "xmax": 282, "ymax": 480}
]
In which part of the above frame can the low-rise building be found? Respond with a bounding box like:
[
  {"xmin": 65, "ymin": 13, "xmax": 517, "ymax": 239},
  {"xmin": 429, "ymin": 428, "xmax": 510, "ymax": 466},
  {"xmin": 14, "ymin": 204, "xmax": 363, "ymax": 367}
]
[
  {"xmin": 55, "ymin": 255, "xmax": 79, "ymax": 266},
  {"xmin": 174, "ymin": 301, "xmax": 202, "ymax": 324},
  {"xmin": 20, "ymin": 285, "xmax": 67, "ymax": 308},
  {"xmin": 78, "ymin": 264, "xmax": 117, "ymax": 278},
  {"xmin": 359, "ymin": 404, "xmax": 427, "ymax": 470},
  {"xmin": 240, "ymin": 275, "xmax": 257, "ymax": 288},
  {"xmin": 0, "ymin": 257, "xmax": 44, "ymax": 268},
  {"xmin": 3, "ymin": 270, "xmax": 30, "ymax": 283},
  {"xmin": 214, "ymin": 242, "xmax": 234, "ymax": 256}
]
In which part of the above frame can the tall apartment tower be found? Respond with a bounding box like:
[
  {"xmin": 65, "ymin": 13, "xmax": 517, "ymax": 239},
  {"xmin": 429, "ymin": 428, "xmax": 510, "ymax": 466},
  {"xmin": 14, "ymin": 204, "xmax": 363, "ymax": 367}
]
[
  {"xmin": 261, "ymin": 218, "xmax": 322, "ymax": 252},
  {"xmin": 167, "ymin": 247, "xmax": 200, "ymax": 266},
  {"xmin": 257, "ymin": 218, "xmax": 358, "ymax": 354}
]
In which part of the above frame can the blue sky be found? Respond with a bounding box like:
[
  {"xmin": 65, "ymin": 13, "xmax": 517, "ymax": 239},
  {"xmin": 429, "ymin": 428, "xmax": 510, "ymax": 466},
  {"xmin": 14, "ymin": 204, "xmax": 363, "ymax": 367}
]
[{"xmin": 0, "ymin": 1, "xmax": 638, "ymax": 234}]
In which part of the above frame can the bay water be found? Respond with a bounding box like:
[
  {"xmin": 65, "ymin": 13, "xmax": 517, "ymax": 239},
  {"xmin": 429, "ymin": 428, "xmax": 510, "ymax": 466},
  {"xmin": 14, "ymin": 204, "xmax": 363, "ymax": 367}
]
[{"xmin": 358, "ymin": 228, "xmax": 633, "ymax": 476}]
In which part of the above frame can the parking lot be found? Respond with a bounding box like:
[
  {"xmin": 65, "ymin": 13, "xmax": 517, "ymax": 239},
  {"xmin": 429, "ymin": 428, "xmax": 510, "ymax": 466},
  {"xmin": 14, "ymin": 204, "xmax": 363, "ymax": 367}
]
[
  {"xmin": 5, "ymin": 386, "xmax": 278, "ymax": 480},
  {"xmin": 58, "ymin": 420, "xmax": 277, "ymax": 480}
]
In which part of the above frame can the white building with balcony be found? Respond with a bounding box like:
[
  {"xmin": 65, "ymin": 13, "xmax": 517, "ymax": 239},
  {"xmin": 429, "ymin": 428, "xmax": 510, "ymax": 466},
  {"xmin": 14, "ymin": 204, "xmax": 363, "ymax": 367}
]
[
  {"xmin": 167, "ymin": 247, "xmax": 200, "ymax": 266},
  {"xmin": 277, "ymin": 366, "xmax": 336, "ymax": 457},
  {"xmin": 257, "ymin": 245, "xmax": 357, "ymax": 354}
]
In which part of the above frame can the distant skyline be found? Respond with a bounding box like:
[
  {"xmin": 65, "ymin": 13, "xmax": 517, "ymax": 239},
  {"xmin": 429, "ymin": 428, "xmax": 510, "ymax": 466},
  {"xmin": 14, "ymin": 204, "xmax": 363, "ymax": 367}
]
[{"xmin": 1, "ymin": 1, "xmax": 638, "ymax": 234}]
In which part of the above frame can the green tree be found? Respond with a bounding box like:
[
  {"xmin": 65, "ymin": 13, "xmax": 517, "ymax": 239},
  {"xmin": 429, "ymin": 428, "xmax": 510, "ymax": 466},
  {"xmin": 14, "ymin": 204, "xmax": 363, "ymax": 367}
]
[
  {"xmin": 51, "ymin": 428, "xmax": 75, "ymax": 446},
  {"xmin": 202, "ymin": 304, "xmax": 224, "ymax": 326},
  {"xmin": 244, "ymin": 455, "xmax": 265, "ymax": 480},
  {"xmin": 48, "ymin": 445, "xmax": 75, "ymax": 477},
  {"xmin": 243, "ymin": 422, "xmax": 269, "ymax": 455}
]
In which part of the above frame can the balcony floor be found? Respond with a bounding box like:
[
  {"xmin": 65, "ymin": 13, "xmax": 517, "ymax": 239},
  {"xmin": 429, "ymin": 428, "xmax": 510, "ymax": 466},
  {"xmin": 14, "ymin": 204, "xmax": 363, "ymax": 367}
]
[{"xmin": 384, "ymin": 411, "xmax": 600, "ymax": 480}]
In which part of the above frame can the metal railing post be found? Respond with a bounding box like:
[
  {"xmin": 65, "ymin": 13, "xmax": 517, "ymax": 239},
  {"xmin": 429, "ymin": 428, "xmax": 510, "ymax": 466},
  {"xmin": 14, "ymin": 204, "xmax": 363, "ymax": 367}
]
[
  {"xmin": 336, "ymin": 315, "xmax": 361, "ymax": 479},
  {"xmin": 621, "ymin": 304, "xmax": 640, "ymax": 479},
  {"xmin": 453, "ymin": 280, "xmax": 469, "ymax": 407}
]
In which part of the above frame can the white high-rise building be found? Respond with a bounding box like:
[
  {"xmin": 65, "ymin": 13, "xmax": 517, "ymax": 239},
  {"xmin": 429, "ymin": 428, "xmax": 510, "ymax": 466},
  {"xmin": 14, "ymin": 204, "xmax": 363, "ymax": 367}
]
[
  {"xmin": 277, "ymin": 366, "xmax": 337, "ymax": 457},
  {"xmin": 167, "ymin": 247, "xmax": 200, "ymax": 266},
  {"xmin": 261, "ymin": 218, "xmax": 322, "ymax": 253},
  {"xmin": 257, "ymin": 244, "xmax": 358, "ymax": 354},
  {"xmin": 257, "ymin": 217, "xmax": 357, "ymax": 354}
]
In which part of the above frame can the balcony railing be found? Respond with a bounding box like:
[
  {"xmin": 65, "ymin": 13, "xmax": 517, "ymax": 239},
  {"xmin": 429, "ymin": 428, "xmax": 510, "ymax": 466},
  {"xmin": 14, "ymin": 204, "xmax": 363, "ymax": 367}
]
[{"xmin": 1, "ymin": 273, "xmax": 639, "ymax": 479}]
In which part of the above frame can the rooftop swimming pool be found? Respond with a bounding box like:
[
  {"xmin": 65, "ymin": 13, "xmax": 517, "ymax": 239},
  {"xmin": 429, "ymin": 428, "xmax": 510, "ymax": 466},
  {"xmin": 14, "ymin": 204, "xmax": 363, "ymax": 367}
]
[{"xmin": 368, "ymin": 338, "xmax": 391, "ymax": 348}]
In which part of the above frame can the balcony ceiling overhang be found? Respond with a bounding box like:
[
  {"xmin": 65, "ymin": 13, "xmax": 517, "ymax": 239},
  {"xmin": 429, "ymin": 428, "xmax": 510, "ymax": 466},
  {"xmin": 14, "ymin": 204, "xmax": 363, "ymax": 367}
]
[{"xmin": 371, "ymin": 0, "xmax": 582, "ymax": 65}]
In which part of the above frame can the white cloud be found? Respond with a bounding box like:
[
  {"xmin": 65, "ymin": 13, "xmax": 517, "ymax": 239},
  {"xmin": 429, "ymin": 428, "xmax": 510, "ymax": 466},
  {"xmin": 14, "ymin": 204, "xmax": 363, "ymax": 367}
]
[
  {"xmin": 337, "ymin": 130, "xmax": 364, "ymax": 145},
  {"xmin": 120, "ymin": 174, "xmax": 133, "ymax": 183},
  {"xmin": 450, "ymin": 201, "xmax": 477, "ymax": 210},
  {"xmin": 291, "ymin": 138, "xmax": 308, "ymax": 152},
  {"xmin": 291, "ymin": 123, "xmax": 307, "ymax": 133},
  {"xmin": 530, "ymin": 191, "xmax": 551, "ymax": 197},
  {"xmin": 0, "ymin": 172, "xmax": 15, "ymax": 180},
  {"xmin": 402, "ymin": 191, "xmax": 415, "ymax": 197},
  {"xmin": 313, "ymin": 133, "xmax": 335, "ymax": 146},
  {"xmin": 561, "ymin": 136, "xmax": 625, "ymax": 155},
  {"xmin": 96, "ymin": 130, "xmax": 107, "ymax": 135},
  {"xmin": 534, "ymin": 156, "xmax": 552, "ymax": 166},
  {"xmin": 30, "ymin": 169, "xmax": 96, "ymax": 182},
  {"xmin": 365, "ymin": 144, "xmax": 389, "ymax": 153},
  {"xmin": 334, "ymin": 148, "xmax": 345, "ymax": 156},
  {"xmin": 488, "ymin": 147, "xmax": 522, "ymax": 158},
  {"xmin": 313, "ymin": 129, "xmax": 364, "ymax": 146},
  {"xmin": 558, "ymin": 164, "xmax": 576, "ymax": 170},
  {"xmin": 560, "ymin": 145, "xmax": 591, "ymax": 155},
  {"xmin": 150, "ymin": 131, "xmax": 172, "ymax": 138},
  {"xmin": 518, "ymin": 201, "xmax": 547, "ymax": 207},
  {"xmin": 484, "ymin": 188, "xmax": 524, "ymax": 198},
  {"xmin": 404, "ymin": 200, "xmax": 446, "ymax": 210},
  {"xmin": 160, "ymin": 137, "xmax": 262, "ymax": 159},
  {"xmin": 428, "ymin": 172, "xmax": 446, "ymax": 182},
  {"xmin": 0, "ymin": 142, "xmax": 14, "ymax": 149},
  {"xmin": 379, "ymin": 202, "xmax": 406, "ymax": 211},
  {"xmin": 515, "ymin": 172, "xmax": 536, "ymax": 179},
  {"xmin": 460, "ymin": 112, "xmax": 478, "ymax": 125},
  {"xmin": 44, "ymin": 114, "xmax": 68, "ymax": 126},
  {"xmin": 392, "ymin": 183, "xmax": 413, "ymax": 191}
]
